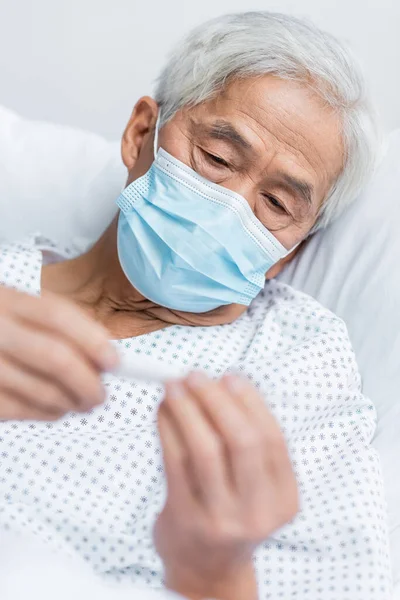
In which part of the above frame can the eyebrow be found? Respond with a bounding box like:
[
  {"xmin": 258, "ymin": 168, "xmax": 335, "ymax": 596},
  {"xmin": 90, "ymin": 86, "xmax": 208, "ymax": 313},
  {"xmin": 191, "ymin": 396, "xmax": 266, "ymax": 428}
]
[
  {"xmin": 278, "ymin": 173, "xmax": 314, "ymax": 207},
  {"xmin": 193, "ymin": 119, "xmax": 252, "ymax": 151}
]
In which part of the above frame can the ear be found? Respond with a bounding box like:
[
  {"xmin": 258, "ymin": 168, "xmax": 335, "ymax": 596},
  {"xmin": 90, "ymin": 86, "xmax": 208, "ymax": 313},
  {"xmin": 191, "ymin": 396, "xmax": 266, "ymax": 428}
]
[
  {"xmin": 265, "ymin": 242, "xmax": 304, "ymax": 279},
  {"xmin": 121, "ymin": 97, "xmax": 159, "ymax": 170}
]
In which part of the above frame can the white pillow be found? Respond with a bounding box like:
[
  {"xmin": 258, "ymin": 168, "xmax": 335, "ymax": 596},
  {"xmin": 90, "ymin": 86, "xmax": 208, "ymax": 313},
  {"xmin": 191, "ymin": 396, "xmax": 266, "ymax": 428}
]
[
  {"xmin": 0, "ymin": 105, "xmax": 125, "ymax": 250},
  {"xmin": 278, "ymin": 130, "xmax": 400, "ymax": 583}
]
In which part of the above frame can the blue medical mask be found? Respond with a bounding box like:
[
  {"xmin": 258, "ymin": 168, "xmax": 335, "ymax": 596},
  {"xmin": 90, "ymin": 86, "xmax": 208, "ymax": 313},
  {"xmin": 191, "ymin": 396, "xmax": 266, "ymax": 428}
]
[{"xmin": 116, "ymin": 118, "xmax": 289, "ymax": 313}]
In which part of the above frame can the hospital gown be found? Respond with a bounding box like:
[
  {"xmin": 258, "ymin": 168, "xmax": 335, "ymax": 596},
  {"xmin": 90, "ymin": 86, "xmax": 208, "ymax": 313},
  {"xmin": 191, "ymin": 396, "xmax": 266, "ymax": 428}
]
[{"xmin": 0, "ymin": 236, "xmax": 392, "ymax": 599}]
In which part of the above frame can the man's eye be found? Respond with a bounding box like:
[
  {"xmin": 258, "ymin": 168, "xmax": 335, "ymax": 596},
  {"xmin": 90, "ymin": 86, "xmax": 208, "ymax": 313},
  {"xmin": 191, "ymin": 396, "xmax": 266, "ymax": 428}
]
[
  {"xmin": 203, "ymin": 150, "xmax": 230, "ymax": 168},
  {"xmin": 263, "ymin": 194, "xmax": 286, "ymax": 213}
]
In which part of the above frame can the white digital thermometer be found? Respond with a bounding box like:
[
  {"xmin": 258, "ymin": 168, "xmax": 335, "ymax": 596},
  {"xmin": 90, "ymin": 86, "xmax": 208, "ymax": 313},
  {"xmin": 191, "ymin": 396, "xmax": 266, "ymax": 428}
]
[{"xmin": 112, "ymin": 352, "xmax": 187, "ymax": 383}]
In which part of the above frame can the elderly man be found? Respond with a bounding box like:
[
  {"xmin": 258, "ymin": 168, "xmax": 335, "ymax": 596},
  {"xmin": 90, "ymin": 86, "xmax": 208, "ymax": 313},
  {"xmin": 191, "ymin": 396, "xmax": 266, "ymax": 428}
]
[{"xmin": 0, "ymin": 10, "xmax": 391, "ymax": 600}]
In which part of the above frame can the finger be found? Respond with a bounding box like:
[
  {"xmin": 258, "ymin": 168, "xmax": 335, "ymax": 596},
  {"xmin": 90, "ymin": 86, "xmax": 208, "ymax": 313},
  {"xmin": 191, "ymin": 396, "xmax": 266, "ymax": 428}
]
[
  {"xmin": 222, "ymin": 374, "xmax": 295, "ymax": 488},
  {"xmin": 0, "ymin": 316, "xmax": 105, "ymax": 409},
  {"xmin": 222, "ymin": 374, "xmax": 298, "ymax": 520},
  {"xmin": 163, "ymin": 380, "xmax": 231, "ymax": 506},
  {"xmin": 157, "ymin": 404, "xmax": 193, "ymax": 506},
  {"xmin": 184, "ymin": 372, "xmax": 267, "ymax": 496},
  {"xmin": 11, "ymin": 290, "xmax": 118, "ymax": 371},
  {"xmin": 0, "ymin": 392, "xmax": 64, "ymax": 421},
  {"xmin": 0, "ymin": 356, "xmax": 87, "ymax": 415},
  {"xmin": 222, "ymin": 374, "xmax": 281, "ymax": 435}
]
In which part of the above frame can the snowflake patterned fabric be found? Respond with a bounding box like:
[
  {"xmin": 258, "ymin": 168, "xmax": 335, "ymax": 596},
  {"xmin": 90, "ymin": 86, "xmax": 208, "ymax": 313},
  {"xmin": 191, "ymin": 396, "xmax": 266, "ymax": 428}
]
[{"xmin": 0, "ymin": 236, "xmax": 392, "ymax": 599}]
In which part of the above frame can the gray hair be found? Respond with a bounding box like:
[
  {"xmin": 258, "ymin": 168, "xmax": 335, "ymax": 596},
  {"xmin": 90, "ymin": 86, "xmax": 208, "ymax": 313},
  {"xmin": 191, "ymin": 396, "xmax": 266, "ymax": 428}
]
[{"xmin": 154, "ymin": 11, "xmax": 380, "ymax": 230}]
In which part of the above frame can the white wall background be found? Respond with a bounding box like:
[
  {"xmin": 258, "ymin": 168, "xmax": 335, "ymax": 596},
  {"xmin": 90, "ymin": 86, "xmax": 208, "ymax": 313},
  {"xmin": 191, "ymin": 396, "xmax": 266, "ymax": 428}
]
[{"xmin": 0, "ymin": 0, "xmax": 399, "ymax": 140}]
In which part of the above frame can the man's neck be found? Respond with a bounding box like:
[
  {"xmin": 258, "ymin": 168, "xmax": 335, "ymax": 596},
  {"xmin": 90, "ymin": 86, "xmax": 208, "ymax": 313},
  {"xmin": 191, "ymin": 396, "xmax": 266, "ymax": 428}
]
[{"xmin": 40, "ymin": 219, "xmax": 237, "ymax": 339}]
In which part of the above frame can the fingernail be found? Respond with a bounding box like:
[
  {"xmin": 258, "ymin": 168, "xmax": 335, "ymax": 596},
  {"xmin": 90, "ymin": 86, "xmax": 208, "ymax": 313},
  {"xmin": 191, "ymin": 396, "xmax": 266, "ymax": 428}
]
[
  {"xmin": 165, "ymin": 380, "xmax": 186, "ymax": 400},
  {"xmin": 99, "ymin": 345, "xmax": 119, "ymax": 371},
  {"xmin": 186, "ymin": 371, "xmax": 208, "ymax": 389},
  {"xmin": 223, "ymin": 374, "xmax": 247, "ymax": 393}
]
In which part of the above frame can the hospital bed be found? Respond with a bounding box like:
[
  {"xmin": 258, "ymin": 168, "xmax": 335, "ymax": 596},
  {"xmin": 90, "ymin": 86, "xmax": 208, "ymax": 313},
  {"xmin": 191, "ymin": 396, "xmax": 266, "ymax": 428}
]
[{"xmin": 0, "ymin": 105, "xmax": 399, "ymax": 597}]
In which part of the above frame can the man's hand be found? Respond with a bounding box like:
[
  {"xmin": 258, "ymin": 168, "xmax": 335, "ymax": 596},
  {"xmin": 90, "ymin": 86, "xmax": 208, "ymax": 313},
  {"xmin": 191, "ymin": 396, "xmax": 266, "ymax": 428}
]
[
  {"xmin": 155, "ymin": 372, "xmax": 299, "ymax": 600},
  {"xmin": 0, "ymin": 286, "xmax": 118, "ymax": 420}
]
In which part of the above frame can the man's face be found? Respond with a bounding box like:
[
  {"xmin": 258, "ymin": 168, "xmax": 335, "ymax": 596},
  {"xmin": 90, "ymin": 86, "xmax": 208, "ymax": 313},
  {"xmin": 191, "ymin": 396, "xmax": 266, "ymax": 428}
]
[{"xmin": 121, "ymin": 75, "xmax": 344, "ymax": 323}]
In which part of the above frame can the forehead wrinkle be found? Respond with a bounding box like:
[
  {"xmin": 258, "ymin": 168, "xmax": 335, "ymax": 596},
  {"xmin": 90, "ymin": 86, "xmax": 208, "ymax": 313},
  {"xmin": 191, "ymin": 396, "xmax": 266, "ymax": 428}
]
[
  {"xmin": 233, "ymin": 92, "xmax": 339, "ymax": 176},
  {"xmin": 269, "ymin": 109, "xmax": 327, "ymax": 171},
  {"xmin": 233, "ymin": 106, "xmax": 314, "ymax": 166}
]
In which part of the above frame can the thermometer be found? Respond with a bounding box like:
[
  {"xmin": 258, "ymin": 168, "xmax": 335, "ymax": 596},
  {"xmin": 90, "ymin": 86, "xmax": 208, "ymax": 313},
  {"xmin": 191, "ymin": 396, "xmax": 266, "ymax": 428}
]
[{"xmin": 112, "ymin": 352, "xmax": 186, "ymax": 383}]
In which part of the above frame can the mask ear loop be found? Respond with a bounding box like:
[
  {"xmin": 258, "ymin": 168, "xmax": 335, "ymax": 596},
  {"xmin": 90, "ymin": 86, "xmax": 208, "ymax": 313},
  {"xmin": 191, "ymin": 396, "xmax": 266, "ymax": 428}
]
[{"xmin": 153, "ymin": 111, "xmax": 161, "ymax": 158}]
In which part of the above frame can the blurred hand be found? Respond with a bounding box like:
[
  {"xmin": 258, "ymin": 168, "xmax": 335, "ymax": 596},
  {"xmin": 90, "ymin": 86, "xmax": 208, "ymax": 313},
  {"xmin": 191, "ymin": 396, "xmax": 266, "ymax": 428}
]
[
  {"xmin": 0, "ymin": 286, "xmax": 119, "ymax": 421},
  {"xmin": 155, "ymin": 372, "xmax": 299, "ymax": 600}
]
